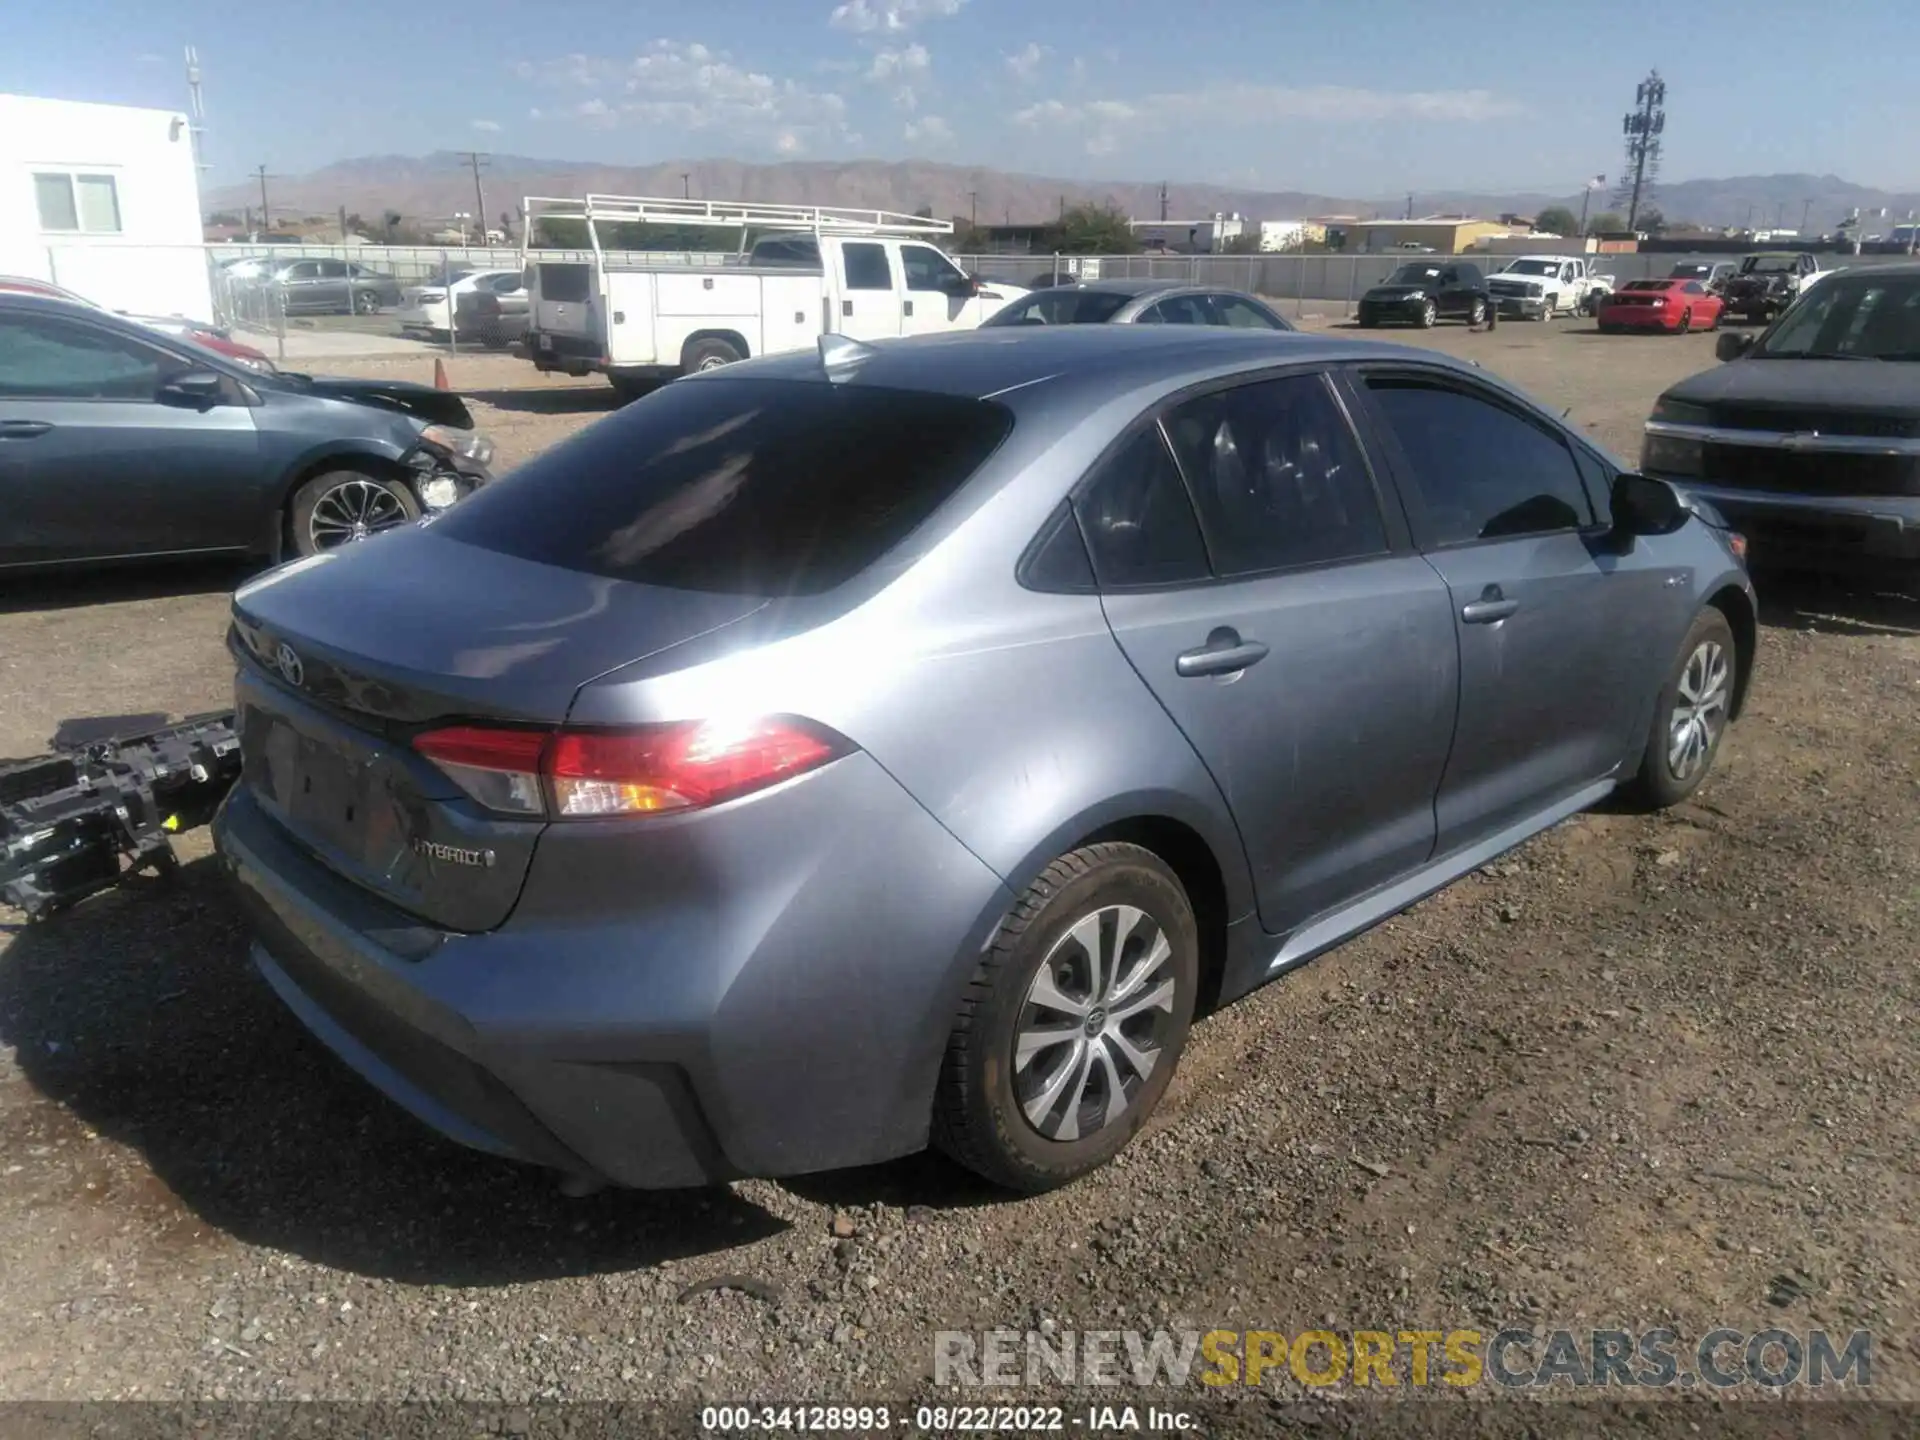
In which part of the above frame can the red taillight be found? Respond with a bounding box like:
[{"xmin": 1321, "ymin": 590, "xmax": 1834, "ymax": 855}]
[{"xmin": 411, "ymin": 717, "xmax": 844, "ymax": 819}]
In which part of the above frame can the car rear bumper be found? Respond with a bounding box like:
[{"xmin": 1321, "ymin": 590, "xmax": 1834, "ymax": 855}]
[
  {"xmin": 1598, "ymin": 309, "xmax": 1681, "ymax": 329},
  {"xmin": 213, "ymin": 752, "xmax": 1013, "ymax": 1188},
  {"xmin": 1663, "ymin": 481, "xmax": 1920, "ymax": 572}
]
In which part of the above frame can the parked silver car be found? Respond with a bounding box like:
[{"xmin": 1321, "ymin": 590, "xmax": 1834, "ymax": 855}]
[
  {"xmin": 214, "ymin": 326, "xmax": 1756, "ymax": 1193},
  {"xmin": 258, "ymin": 258, "xmax": 402, "ymax": 316},
  {"xmin": 980, "ymin": 279, "xmax": 1294, "ymax": 330}
]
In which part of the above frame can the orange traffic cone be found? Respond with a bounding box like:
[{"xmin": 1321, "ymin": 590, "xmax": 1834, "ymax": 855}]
[{"xmin": 433, "ymin": 357, "xmax": 450, "ymax": 391}]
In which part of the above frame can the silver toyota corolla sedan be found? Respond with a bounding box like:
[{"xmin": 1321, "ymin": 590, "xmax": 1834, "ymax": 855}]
[{"xmin": 214, "ymin": 326, "xmax": 1756, "ymax": 1193}]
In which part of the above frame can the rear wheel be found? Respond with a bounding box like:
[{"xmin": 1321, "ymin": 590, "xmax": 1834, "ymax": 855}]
[
  {"xmin": 1627, "ymin": 608, "xmax": 1737, "ymax": 809},
  {"xmin": 289, "ymin": 470, "xmax": 419, "ymax": 557},
  {"xmin": 1677, "ymin": 308, "xmax": 1693, "ymax": 335},
  {"xmin": 680, "ymin": 336, "xmax": 745, "ymax": 374},
  {"xmin": 932, "ymin": 843, "xmax": 1199, "ymax": 1192}
]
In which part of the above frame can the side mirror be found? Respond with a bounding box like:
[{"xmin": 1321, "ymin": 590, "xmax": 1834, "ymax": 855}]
[
  {"xmin": 1610, "ymin": 472, "xmax": 1688, "ymax": 546},
  {"xmin": 947, "ymin": 273, "xmax": 981, "ymax": 296},
  {"xmin": 1715, "ymin": 330, "xmax": 1755, "ymax": 362},
  {"xmin": 157, "ymin": 370, "xmax": 226, "ymax": 409}
]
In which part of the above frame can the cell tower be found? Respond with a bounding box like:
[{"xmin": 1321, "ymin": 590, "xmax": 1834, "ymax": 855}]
[{"xmin": 1614, "ymin": 70, "xmax": 1665, "ymax": 232}]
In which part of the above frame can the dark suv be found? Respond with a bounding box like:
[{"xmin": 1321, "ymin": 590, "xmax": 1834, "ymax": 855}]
[{"xmin": 1357, "ymin": 261, "xmax": 1491, "ymax": 328}]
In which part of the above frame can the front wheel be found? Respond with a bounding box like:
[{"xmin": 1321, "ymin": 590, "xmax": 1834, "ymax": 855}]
[
  {"xmin": 1627, "ymin": 608, "xmax": 1737, "ymax": 809},
  {"xmin": 1467, "ymin": 297, "xmax": 1488, "ymax": 328},
  {"xmin": 1677, "ymin": 308, "xmax": 1693, "ymax": 334},
  {"xmin": 1417, "ymin": 299, "xmax": 1438, "ymax": 329},
  {"xmin": 289, "ymin": 470, "xmax": 420, "ymax": 556},
  {"xmin": 1540, "ymin": 295, "xmax": 1557, "ymax": 321},
  {"xmin": 931, "ymin": 843, "xmax": 1199, "ymax": 1192}
]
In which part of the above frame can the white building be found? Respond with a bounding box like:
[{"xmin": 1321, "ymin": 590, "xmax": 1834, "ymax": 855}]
[
  {"xmin": 0, "ymin": 94, "xmax": 213, "ymax": 322},
  {"xmin": 1258, "ymin": 220, "xmax": 1309, "ymax": 252},
  {"xmin": 1130, "ymin": 214, "xmax": 1245, "ymax": 254}
]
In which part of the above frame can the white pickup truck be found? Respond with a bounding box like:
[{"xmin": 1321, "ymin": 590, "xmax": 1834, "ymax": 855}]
[
  {"xmin": 520, "ymin": 195, "xmax": 1023, "ymax": 397},
  {"xmin": 1485, "ymin": 254, "xmax": 1616, "ymax": 320}
]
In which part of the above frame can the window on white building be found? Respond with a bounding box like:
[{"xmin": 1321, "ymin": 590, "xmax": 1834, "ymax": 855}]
[{"xmin": 33, "ymin": 173, "xmax": 123, "ymax": 234}]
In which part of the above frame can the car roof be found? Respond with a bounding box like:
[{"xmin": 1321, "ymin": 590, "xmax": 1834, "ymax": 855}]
[
  {"xmin": 703, "ymin": 325, "xmax": 1484, "ymax": 410},
  {"xmin": 0, "ymin": 292, "xmax": 245, "ymax": 364},
  {"xmin": 1053, "ymin": 278, "xmax": 1186, "ymax": 297}
]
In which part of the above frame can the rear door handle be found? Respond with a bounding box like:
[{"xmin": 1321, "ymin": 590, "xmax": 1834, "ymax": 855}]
[
  {"xmin": 1176, "ymin": 629, "xmax": 1270, "ymax": 678},
  {"xmin": 1460, "ymin": 585, "xmax": 1519, "ymax": 624},
  {"xmin": 0, "ymin": 420, "xmax": 53, "ymax": 439}
]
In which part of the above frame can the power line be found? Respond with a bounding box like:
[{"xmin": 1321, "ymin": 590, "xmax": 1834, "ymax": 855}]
[{"xmin": 456, "ymin": 151, "xmax": 491, "ymax": 242}]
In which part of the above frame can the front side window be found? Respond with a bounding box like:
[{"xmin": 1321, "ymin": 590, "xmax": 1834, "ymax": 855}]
[
  {"xmin": 1163, "ymin": 374, "xmax": 1387, "ymax": 575},
  {"xmin": 842, "ymin": 242, "xmax": 893, "ymax": 292},
  {"xmin": 1073, "ymin": 427, "xmax": 1210, "ymax": 589},
  {"xmin": 900, "ymin": 244, "xmax": 963, "ymax": 292},
  {"xmin": 33, "ymin": 173, "xmax": 121, "ymax": 234},
  {"xmin": 0, "ymin": 316, "xmax": 185, "ymax": 400},
  {"xmin": 432, "ymin": 379, "xmax": 1012, "ymax": 596},
  {"xmin": 1145, "ymin": 294, "xmax": 1213, "ymax": 326},
  {"xmin": 1364, "ymin": 377, "xmax": 1592, "ymax": 546}
]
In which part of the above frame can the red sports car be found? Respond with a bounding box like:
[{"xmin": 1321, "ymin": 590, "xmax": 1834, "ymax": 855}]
[{"xmin": 1596, "ymin": 278, "xmax": 1724, "ymax": 334}]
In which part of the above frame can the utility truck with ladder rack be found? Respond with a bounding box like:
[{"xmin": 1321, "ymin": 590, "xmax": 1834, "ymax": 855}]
[{"xmin": 519, "ymin": 194, "xmax": 1024, "ymax": 398}]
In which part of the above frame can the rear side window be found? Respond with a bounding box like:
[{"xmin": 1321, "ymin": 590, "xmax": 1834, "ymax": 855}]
[
  {"xmin": 987, "ymin": 290, "xmax": 1131, "ymax": 326},
  {"xmin": 843, "ymin": 243, "xmax": 893, "ymax": 291},
  {"xmin": 1163, "ymin": 374, "xmax": 1387, "ymax": 574},
  {"xmin": 433, "ymin": 380, "xmax": 1012, "ymax": 596},
  {"xmin": 1073, "ymin": 427, "xmax": 1210, "ymax": 589}
]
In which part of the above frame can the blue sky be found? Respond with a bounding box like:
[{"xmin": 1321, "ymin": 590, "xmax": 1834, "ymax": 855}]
[{"xmin": 5, "ymin": 0, "xmax": 1915, "ymax": 197}]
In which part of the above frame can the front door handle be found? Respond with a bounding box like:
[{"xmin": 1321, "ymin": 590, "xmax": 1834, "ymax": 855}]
[
  {"xmin": 0, "ymin": 420, "xmax": 53, "ymax": 439},
  {"xmin": 1176, "ymin": 628, "xmax": 1270, "ymax": 678},
  {"xmin": 1460, "ymin": 584, "xmax": 1519, "ymax": 624}
]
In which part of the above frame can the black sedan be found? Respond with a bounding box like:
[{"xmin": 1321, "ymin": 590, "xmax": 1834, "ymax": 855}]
[
  {"xmin": 1357, "ymin": 261, "xmax": 1492, "ymax": 328},
  {"xmin": 0, "ymin": 293, "xmax": 494, "ymax": 571}
]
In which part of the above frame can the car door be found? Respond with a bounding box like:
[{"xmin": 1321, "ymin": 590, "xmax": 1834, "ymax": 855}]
[
  {"xmin": 1434, "ymin": 266, "xmax": 1467, "ymax": 319},
  {"xmin": 837, "ymin": 241, "xmax": 902, "ymax": 340},
  {"xmin": 1348, "ymin": 367, "xmax": 1636, "ymax": 854},
  {"xmin": 1087, "ymin": 370, "xmax": 1459, "ymax": 937},
  {"xmin": 1450, "ymin": 263, "xmax": 1486, "ymax": 319},
  {"xmin": 314, "ymin": 259, "xmax": 352, "ymax": 313},
  {"xmin": 0, "ymin": 310, "xmax": 262, "ymax": 565},
  {"xmin": 275, "ymin": 261, "xmax": 322, "ymax": 314},
  {"xmin": 898, "ymin": 242, "xmax": 970, "ymax": 337}
]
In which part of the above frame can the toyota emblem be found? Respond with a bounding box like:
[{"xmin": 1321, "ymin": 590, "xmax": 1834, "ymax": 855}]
[{"xmin": 274, "ymin": 643, "xmax": 305, "ymax": 688}]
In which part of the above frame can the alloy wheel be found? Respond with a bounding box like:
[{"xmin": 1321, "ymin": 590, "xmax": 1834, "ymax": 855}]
[
  {"xmin": 1668, "ymin": 640, "xmax": 1730, "ymax": 781},
  {"xmin": 1014, "ymin": 904, "xmax": 1177, "ymax": 1143},
  {"xmin": 308, "ymin": 478, "xmax": 410, "ymax": 550}
]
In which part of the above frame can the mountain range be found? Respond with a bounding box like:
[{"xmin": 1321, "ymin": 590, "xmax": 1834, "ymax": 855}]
[{"xmin": 206, "ymin": 154, "xmax": 1920, "ymax": 234}]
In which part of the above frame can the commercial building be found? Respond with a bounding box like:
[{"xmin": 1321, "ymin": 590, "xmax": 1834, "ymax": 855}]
[
  {"xmin": 0, "ymin": 93, "xmax": 212, "ymax": 321},
  {"xmin": 1334, "ymin": 216, "xmax": 1516, "ymax": 255},
  {"xmin": 1130, "ymin": 215, "xmax": 1244, "ymax": 254}
]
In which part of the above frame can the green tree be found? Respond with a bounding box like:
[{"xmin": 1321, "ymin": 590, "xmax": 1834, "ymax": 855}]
[
  {"xmin": 1043, "ymin": 203, "xmax": 1138, "ymax": 254},
  {"xmin": 1534, "ymin": 205, "xmax": 1579, "ymax": 236},
  {"xmin": 1636, "ymin": 206, "xmax": 1666, "ymax": 235},
  {"xmin": 1220, "ymin": 231, "xmax": 1263, "ymax": 254},
  {"xmin": 1586, "ymin": 210, "xmax": 1624, "ymax": 235}
]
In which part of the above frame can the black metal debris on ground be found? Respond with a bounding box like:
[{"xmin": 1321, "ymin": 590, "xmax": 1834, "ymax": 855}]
[{"xmin": 0, "ymin": 711, "xmax": 241, "ymax": 921}]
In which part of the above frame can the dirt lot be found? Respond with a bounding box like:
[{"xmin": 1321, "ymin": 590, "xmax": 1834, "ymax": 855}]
[{"xmin": 0, "ymin": 319, "xmax": 1916, "ymax": 1413}]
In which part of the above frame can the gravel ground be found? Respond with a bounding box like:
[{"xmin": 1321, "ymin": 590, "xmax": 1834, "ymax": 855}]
[{"xmin": 1, "ymin": 318, "xmax": 1916, "ymax": 1416}]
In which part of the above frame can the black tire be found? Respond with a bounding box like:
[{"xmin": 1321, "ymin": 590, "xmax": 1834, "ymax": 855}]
[
  {"xmin": 1416, "ymin": 299, "xmax": 1438, "ymax": 329},
  {"xmin": 1626, "ymin": 608, "xmax": 1738, "ymax": 810},
  {"xmin": 1467, "ymin": 297, "xmax": 1487, "ymax": 328},
  {"xmin": 681, "ymin": 336, "xmax": 744, "ymax": 374},
  {"xmin": 931, "ymin": 843, "xmax": 1199, "ymax": 1193},
  {"xmin": 288, "ymin": 469, "xmax": 419, "ymax": 557},
  {"xmin": 1356, "ymin": 315, "xmax": 1377, "ymax": 329},
  {"xmin": 1677, "ymin": 308, "xmax": 1693, "ymax": 335},
  {"xmin": 353, "ymin": 289, "xmax": 382, "ymax": 316},
  {"xmin": 1540, "ymin": 295, "xmax": 1557, "ymax": 322}
]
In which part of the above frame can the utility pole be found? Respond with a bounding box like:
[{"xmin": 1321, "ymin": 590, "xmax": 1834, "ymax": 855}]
[
  {"xmin": 1801, "ymin": 198, "xmax": 1813, "ymax": 235},
  {"xmin": 1775, "ymin": 202, "xmax": 1785, "ymax": 231},
  {"xmin": 1578, "ymin": 174, "xmax": 1605, "ymax": 236},
  {"xmin": 1058, "ymin": 193, "xmax": 1065, "ymax": 221},
  {"xmin": 253, "ymin": 164, "xmax": 276, "ymax": 231},
  {"xmin": 681, "ymin": 172, "xmax": 691, "ymax": 199},
  {"xmin": 1617, "ymin": 71, "xmax": 1666, "ymax": 232},
  {"xmin": 457, "ymin": 151, "xmax": 491, "ymax": 242},
  {"xmin": 967, "ymin": 189, "xmax": 978, "ymax": 230},
  {"xmin": 1158, "ymin": 182, "xmax": 1168, "ymax": 222},
  {"xmin": 1405, "ymin": 193, "xmax": 1414, "ymax": 220}
]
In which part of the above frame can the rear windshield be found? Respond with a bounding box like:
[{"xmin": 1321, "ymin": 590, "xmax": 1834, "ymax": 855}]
[
  {"xmin": 537, "ymin": 263, "xmax": 592, "ymax": 303},
  {"xmin": 434, "ymin": 379, "xmax": 1014, "ymax": 595},
  {"xmin": 985, "ymin": 290, "xmax": 1133, "ymax": 326}
]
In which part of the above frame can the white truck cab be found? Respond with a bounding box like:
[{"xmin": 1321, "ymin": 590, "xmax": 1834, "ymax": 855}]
[
  {"xmin": 1486, "ymin": 254, "xmax": 1614, "ymax": 319},
  {"xmin": 519, "ymin": 194, "xmax": 1024, "ymax": 397}
]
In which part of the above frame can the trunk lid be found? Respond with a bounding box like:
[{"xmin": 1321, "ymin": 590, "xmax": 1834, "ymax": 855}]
[{"xmin": 229, "ymin": 527, "xmax": 766, "ymax": 930}]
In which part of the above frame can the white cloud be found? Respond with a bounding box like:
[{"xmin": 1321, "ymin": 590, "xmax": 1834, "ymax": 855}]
[
  {"xmin": 904, "ymin": 114, "xmax": 952, "ymax": 145},
  {"xmin": 1004, "ymin": 42, "xmax": 1046, "ymax": 81},
  {"xmin": 1017, "ymin": 82, "xmax": 1519, "ymax": 157},
  {"xmin": 528, "ymin": 106, "xmax": 544, "ymax": 119},
  {"xmin": 522, "ymin": 40, "xmax": 850, "ymax": 149},
  {"xmin": 828, "ymin": 0, "xmax": 964, "ymax": 32},
  {"xmin": 471, "ymin": 118, "xmax": 502, "ymax": 132},
  {"xmin": 867, "ymin": 42, "xmax": 930, "ymax": 110}
]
